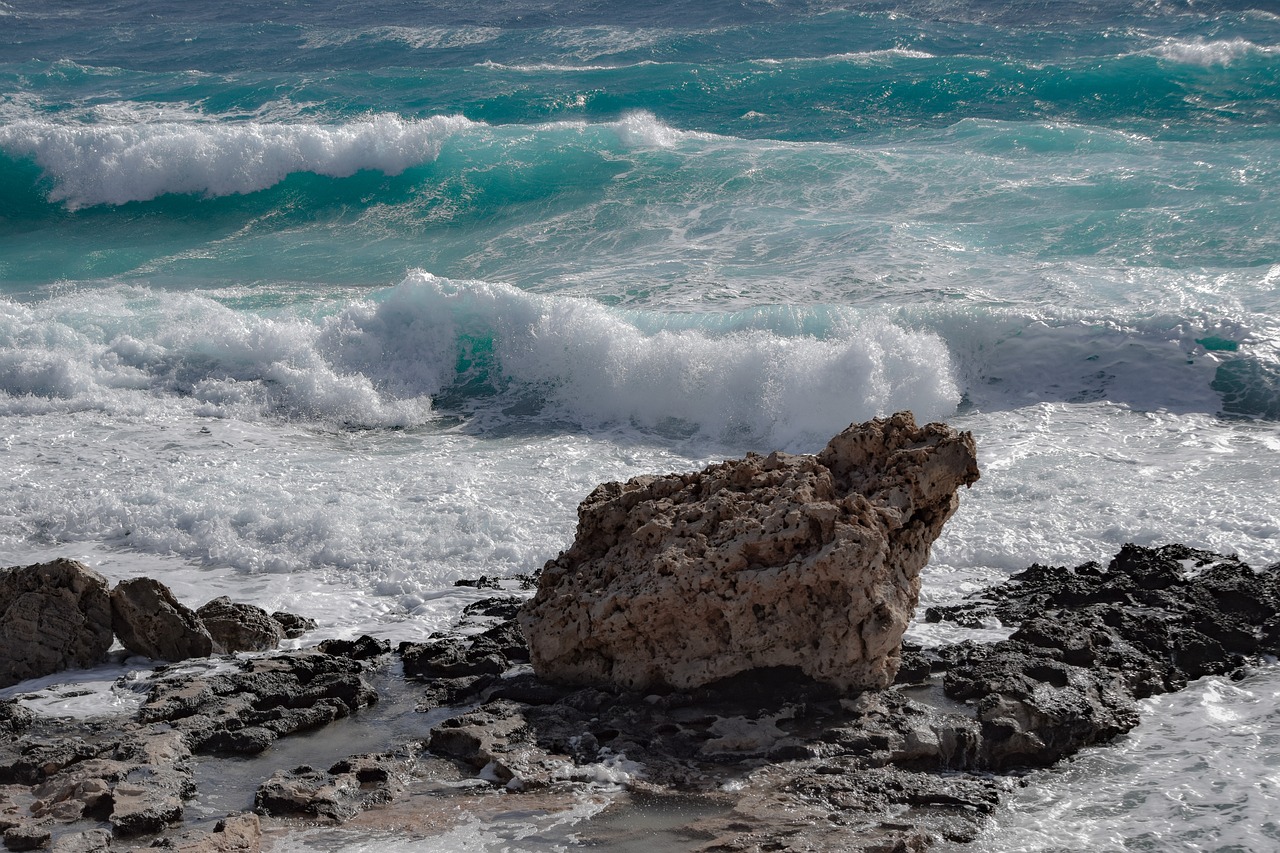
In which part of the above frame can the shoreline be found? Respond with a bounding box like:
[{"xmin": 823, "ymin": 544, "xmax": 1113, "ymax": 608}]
[{"xmin": 4, "ymin": 542, "xmax": 1279, "ymax": 852}]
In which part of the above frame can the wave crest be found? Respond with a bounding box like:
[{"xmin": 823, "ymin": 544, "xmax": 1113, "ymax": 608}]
[
  {"xmin": 0, "ymin": 113, "xmax": 474, "ymax": 209},
  {"xmin": 0, "ymin": 274, "xmax": 961, "ymax": 446}
]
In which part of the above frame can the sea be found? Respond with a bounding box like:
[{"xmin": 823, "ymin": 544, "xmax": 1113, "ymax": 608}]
[{"xmin": 1, "ymin": 0, "xmax": 1278, "ymax": 849}]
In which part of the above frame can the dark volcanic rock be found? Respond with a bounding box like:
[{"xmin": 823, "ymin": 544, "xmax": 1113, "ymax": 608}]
[
  {"xmin": 196, "ymin": 597, "xmax": 284, "ymax": 654},
  {"xmin": 0, "ymin": 559, "xmax": 114, "ymax": 688},
  {"xmin": 0, "ymin": 702, "xmax": 34, "ymax": 739},
  {"xmin": 920, "ymin": 544, "xmax": 1280, "ymax": 768},
  {"xmin": 316, "ymin": 635, "xmax": 390, "ymax": 660},
  {"xmin": 271, "ymin": 611, "xmax": 318, "ymax": 639},
  {"xmin": 416, "ymin": 544, "xmax": 1280, "ymax": 852},
  {"xmin": 138, "ymin": 650, "xmax": 379, "ymax": 755},
  {"xmin": 0, "ymin": 627, "xmax": 386, "ymax": 850},
  {"xmin": 111, "ymin": 578, "xmax": 213, "ymax": 662}
]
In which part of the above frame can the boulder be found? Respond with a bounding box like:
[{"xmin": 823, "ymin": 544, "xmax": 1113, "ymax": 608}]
[
  {"xmin": 196, "ymin": 597, "xmax": 284, "ymax": 654},
  {"xmin": 111, "ymin": 578, "xmax": 213, "ymax": 662},
  {"xmin": 518, "ymin": 413, "xmax": 978, "ymax": 692},
  {"xmin": 0, "ymin": 560, "xmax": 114, "ymax": 688},
  {"xmin": 271, "ymin": 611, "xmax": 317, "ymax": 639}
]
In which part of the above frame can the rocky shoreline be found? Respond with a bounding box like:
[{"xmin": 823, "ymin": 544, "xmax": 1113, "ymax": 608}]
[
  {"xmin": 4, "ymin": 417, "xmax": 1278, "ymax": 851},
  {"xmin": 3, "ymin": 542, "xmax": 1279, "ymax": 852}
]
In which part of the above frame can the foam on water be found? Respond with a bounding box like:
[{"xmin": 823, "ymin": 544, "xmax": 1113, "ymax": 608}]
[
  {"xmin": 0, "ymin": 273, "xmax": 962, "ymax": 443},
  {"xmin": 0, "ymin": 114, "xmax": 474, "ymax": 208},
  {"xmin": 2, "ymin": 1, "xmax": 1279, "ymax": 848},
  {"xmin": 1142, "ymin": 36, "xmax": 1280, "ymax": 67},
  {"xmin": 947, "ymin": 669, "xmax": 1280, "ymax": 852}
]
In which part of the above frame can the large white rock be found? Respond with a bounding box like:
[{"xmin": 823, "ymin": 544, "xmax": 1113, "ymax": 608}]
[{"xmin": 518, "ymin": 413, "xmax": 979, "ymax": 692}]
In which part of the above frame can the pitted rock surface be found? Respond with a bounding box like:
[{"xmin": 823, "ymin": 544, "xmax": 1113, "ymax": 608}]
[
  {"xmin": 110, "ymin": 578, "xmax": 213, "ymax": 663},
  {"xmin": 0, "ymin": 560, "xmax": 114, "ymax": 688},
  {"xmin": 519, "ymin": 413, "xmax": 979, "ymax": 692},
  {"xmin": 138, "ymin": 650, "xmax": 380, "ymax": 755},
  {"xmin": 196, "ymin": 597, "xmax": 285, "ymax": 654}
]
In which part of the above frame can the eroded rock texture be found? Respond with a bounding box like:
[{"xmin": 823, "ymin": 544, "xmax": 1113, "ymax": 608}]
[
  {"xmin": 518, "ymin": 413, "xmax": 979, "ymax": 692},
  {"xmin": 196, "ymin": 597, "xmax": 284, "ymax": 654},
  {"xmin": 0, "ymin": 560, "xmax": 114, "ymax": 688},
  {"xmin": 111, "ymin": 578, "xmax": 213, "ymax": 663}
]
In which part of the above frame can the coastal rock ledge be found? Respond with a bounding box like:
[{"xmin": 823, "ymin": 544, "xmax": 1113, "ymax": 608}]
[{"xmin": 519, "ymin": 412, "xmax": 979, "ymax": 692}]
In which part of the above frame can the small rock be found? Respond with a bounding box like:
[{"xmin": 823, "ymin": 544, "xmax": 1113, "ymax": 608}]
[
  {"xmin": 49, "ymin": 829, "xmax": 111, "ymax": 853},
  {"xmin": 316, "ymin": 636, "xmax": 390, "ymax": 660},
  {"xmin": 196, "ymin": 598, "xmax": 284, "ymax": 654},
  {"xmin": 2, "ymin": 821, "xmax": 51, "ymax": 852},
  {"xmin": 255, "ymin": 755, "xmax": 403, "ymax": 821},
  {"xmin": 271, "ymin": 612, "xmax": 317, "ymax": 639}
]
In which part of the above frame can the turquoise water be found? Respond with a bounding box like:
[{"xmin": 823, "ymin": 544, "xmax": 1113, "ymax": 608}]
[{"xmin": 2, "ymin": 1, "xmax": 1280, "ymax": 850}]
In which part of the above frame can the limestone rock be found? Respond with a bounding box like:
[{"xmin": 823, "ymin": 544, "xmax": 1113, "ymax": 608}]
[
  {"xmin": 0, "ymin": 703, "xmax": 33, "ymax": 739},
  {"xmin": 196, "ymin": 597, "xmax": 284, "ymax": 654},
  {"xmin": 518, "ymin": 413, "xmax": 979, "ymax": 692},
  {"xmin": 271, "ymin": 612, "xmax": 317, "ymax": 639},
  {"xmin": 0, "ymin": 560, "xmax": 114, "ymax": 688},
  {"xmin": 255, "ymin": 755, "xmax": 405, "ymax": 821},
  {"xmin": 162, "ymin": 815, "xmax": 261, "ymax": 853},
  {"xmin": 48, "ymin": 829, "xmax": 111, "ymax": 853},
  {"xmin": 2, "ymin": 821, "xmax": 50, "ymax": 852},
  {"xmin": 111, "ymin": 578, "xmax": 213, "ymax": 662}
]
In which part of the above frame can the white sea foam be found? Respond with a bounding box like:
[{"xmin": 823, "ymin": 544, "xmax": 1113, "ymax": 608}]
[
  {"xmin": 1142, "ymin": 37, "xmax": 1278, "ymax": 67},
  {"xmin": 534, "ymin": 25, "xmax": 672, "ymax": 61},
  {"xmin": 946, "ymin": 669, "xmax": 1280, "ymax": 852},
  {"xmin": 753, "ymin": 48, "xmax": 936, "ymax": 65},
  {"xmin": 0, "ymin": 273, "xmax": 961, "ymax": 446},
  {"xmin": 475, "ymin": 59, "xmax": 660, "ymax": 72},
  {"xmin": 0, "ymin": 113, "xmax": 474, "ymax": 208},
  {"xmin": 0, "ymin": 288, "xmax": 436, "ymax": 426},
  {"xmin": 605, "ymin": 110, "xmax": 719, "ymax": 148},
  {"xmin": 301, "ymin": 25, "xmax": 503, "ymax": 51},
  {"xmin": 0, "ymin": 110, "xmax": 720, "ymax": 209}
]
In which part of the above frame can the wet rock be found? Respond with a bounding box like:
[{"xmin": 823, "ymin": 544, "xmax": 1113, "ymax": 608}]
[
  {"xmin": 316, "ymin": 636, "xmax": 390, "ymax": 660},
  {"xmin": 519, "ymin": 413, "xmax": 979, "ymax": 692},
  {"xmin": 925, "ymin": 544, "xmax": 1280, "ymax": 768},
  {"xmin": 30, "ymin": 759, "xmax": 128, "ymax": 821},
  {"xmin": 108, "ymin": 771, "xmax": 185, "ymax": 836},
  {"xmin": 270, "ymin": 612, "xmax": 317, "ymax": 640},
  {"xmin": 139, "ymin": 651, "xmax": 379, "ymax": 755},
  {"xmin": 0, "ymin": 703, "xmax": 34, "ymax": 739},
  {"xmin": 427, "ymin": 701, "xmax": 564, "ymax": 790},
  {"xmin": 0, "ymin": 560, "xmax": 114, "ymax": 688},
  {"xmin": 255, "ymin": 755, "xmax": 405, "ymax": 821},
  {"xmin": 20, "ymin": 731, "xmax": 193, "ymax": 836},
  {"xmin": 453, "ymin": 576, "xmax": 502, "ymax": 590},
  {"xmin": 195, "ymin": 598, "xmax": 284, "ymax": 654},
  {"xmin": 0, "ymin": 738, "xmax": 109, "ymax": 786},
  {"xmin": 940, "ymin": 641, "xmax": 1138, "ymax": 770},
  {"xmin": 110, "ymin": 578, "xmax": 213, "ymax": 662},
  {"xmin": 2, "ymin": 821, "xmax": 51, "ymax": 852},
  {"xmin": 157, "ymin": 814, "xmax": 260, "ymax": 852},
  {"xmin": 48, "ymin": 829, "xmax": 111, "ymax": 853}
]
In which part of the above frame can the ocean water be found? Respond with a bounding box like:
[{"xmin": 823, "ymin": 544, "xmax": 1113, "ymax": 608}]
[{"xmin": 1, "ymin": 0, "xmax": 1278, "ymax": 848}]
